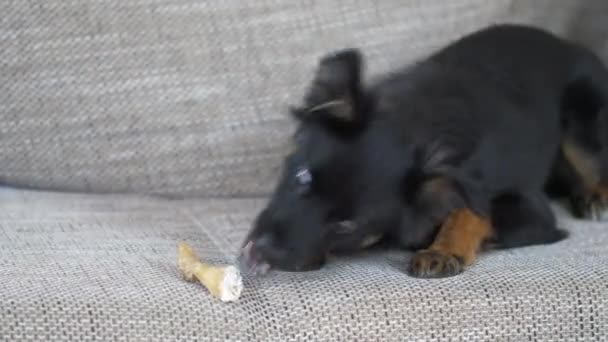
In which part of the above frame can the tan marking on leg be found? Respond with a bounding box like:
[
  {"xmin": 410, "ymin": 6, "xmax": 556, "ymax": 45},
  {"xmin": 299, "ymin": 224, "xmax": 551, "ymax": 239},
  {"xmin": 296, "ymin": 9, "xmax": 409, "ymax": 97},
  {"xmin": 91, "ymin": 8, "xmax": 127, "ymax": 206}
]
[
  {"xmin": 427, "ymin": 207, "xmax": 493, "ymax": 265},
  {"xmin": 563, "ymin": 138, "xmax": 601, "ymax": 190},
  {"xmin": 409, "ymin": 208, "xmax": 493, "ymax": 278}
]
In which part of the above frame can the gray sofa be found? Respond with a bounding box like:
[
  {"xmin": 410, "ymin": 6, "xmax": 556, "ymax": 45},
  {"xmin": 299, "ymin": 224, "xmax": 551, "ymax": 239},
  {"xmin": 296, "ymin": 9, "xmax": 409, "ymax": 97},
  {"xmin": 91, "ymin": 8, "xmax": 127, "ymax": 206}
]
[{"xmin": 2, "ymin": 1, "xmax": 608, "ymax": 341}]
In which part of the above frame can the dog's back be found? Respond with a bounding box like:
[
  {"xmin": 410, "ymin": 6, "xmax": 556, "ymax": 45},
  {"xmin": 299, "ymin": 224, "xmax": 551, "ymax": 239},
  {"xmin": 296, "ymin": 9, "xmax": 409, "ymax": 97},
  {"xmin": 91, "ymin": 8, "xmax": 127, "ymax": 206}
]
[{"xmin": 371, "ymin": 25, "xmax": 587, "ymax": 195}]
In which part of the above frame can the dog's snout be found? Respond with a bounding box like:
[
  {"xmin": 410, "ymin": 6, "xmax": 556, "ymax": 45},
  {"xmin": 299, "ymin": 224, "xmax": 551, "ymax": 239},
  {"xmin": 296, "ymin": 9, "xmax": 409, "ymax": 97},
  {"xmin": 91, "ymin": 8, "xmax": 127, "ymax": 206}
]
[
  {"xmin": 251, "ymin": 232, "xmax": 285, "ymax": 260},
  {"xmin": 253, "ymin": 233, "xmax": 273, "ymax": 251},
  {"xmin": 237, "ymin": 235, "xmax": 276, "ymax": 276},
  {"xmin": 241, "ymin": 199, "xmax": 330, "ymax": 273},
  {"xmin": 238, "ymin": 241, "xmax": 270, "ymax": 275}
]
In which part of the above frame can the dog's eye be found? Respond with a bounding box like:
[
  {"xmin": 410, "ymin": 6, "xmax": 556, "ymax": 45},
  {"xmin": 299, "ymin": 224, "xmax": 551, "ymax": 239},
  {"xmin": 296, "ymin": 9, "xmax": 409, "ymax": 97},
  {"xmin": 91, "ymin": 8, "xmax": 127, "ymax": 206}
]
[{"xmin": 295, "ymin": 167, "xmax": 313, "ymax": 193}]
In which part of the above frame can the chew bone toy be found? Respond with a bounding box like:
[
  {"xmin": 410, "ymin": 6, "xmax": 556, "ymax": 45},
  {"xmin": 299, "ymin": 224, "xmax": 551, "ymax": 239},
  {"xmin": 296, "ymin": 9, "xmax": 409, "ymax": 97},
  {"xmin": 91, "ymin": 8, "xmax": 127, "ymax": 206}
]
[{"xmin": 177, "ymin": 242, "xmax": 243, "ymax": 302}]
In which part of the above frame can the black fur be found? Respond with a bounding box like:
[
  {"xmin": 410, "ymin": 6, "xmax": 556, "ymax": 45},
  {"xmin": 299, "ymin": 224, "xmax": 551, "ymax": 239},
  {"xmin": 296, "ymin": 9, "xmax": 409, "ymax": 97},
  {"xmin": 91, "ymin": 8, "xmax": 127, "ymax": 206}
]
[
  {"xmin": 239, "ymin": 24, "xmax": 608, "ymax": 276},
  {"xmin": 545, "ymin": 48, "xmax": 608, "ymax": 219}
]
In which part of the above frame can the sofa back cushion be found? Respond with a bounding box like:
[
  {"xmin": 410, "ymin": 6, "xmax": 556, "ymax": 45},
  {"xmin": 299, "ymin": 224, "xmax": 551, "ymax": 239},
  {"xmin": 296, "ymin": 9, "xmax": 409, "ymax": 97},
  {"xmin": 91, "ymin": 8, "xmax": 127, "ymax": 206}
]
[{"xmin": 2, "ymin": 0, "xmax": 607, "ymax": 197}]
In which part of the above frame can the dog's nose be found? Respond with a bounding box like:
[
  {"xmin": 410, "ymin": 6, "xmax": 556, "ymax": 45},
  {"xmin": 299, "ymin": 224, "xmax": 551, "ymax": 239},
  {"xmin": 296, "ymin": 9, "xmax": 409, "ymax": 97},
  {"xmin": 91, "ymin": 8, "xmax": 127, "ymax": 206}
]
[{"xmin": 237, "ymin": 239, "xmax": 271, "ymax": 276}]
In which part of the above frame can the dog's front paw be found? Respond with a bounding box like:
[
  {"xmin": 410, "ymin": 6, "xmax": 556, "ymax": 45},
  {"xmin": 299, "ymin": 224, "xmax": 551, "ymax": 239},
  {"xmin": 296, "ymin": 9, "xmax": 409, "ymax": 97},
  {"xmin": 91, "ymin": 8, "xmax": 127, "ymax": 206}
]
[
  {"xmin": 571, "ymin": 185, "xmax": 608, "ymax": 221},
  {"xmin": 408, "ymin": 250, "xmax": 464, "ymax": 278}
]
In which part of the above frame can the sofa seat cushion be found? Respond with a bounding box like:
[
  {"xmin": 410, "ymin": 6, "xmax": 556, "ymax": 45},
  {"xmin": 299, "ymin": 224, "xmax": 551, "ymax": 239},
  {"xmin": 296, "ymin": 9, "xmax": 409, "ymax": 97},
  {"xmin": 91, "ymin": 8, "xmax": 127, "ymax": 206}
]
[{"xmin": 1, "ymin": 189, "xmax": 607, "ymax": 341}]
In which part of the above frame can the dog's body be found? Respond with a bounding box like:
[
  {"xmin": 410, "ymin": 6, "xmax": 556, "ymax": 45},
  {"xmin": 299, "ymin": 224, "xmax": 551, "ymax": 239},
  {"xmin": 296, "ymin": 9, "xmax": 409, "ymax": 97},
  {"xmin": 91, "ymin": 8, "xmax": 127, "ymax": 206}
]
[{"xmin": 239, "ymin": 24, "xmax": 608, "ymax": 278}]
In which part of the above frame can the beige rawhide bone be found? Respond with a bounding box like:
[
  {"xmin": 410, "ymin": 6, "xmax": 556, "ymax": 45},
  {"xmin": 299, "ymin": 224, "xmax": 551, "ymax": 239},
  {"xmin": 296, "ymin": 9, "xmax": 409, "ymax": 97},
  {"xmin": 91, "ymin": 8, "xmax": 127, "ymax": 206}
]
[{"xmin": 177, "ymin": 242, "xmax": 243, "ymax": 302}]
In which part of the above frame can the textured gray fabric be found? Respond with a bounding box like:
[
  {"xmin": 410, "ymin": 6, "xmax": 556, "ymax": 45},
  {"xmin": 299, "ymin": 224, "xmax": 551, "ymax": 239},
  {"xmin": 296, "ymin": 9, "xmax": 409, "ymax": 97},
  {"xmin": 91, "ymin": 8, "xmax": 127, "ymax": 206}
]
[
  {"xmin": 2, "ymin": 2, "xmax": 608, "ymax": 340},
  {"xmin": 2, "ymin": 0, "xmax": 608, "ymax": 197},
  {"xmin": 0, "ymin": 189, "xmax": 606, "ymax": 341}
]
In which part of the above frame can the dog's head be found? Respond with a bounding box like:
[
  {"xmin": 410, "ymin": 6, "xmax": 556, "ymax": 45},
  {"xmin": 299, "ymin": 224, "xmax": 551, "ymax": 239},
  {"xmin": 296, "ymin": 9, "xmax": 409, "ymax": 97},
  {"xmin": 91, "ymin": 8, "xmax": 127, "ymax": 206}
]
[
  {"xmin": 237, "ymin": 49, "xmax": 398, "ymax": 274},
  {"xmin": 238, "ymin": 49, "xmax": 454, "ymax": 274}
]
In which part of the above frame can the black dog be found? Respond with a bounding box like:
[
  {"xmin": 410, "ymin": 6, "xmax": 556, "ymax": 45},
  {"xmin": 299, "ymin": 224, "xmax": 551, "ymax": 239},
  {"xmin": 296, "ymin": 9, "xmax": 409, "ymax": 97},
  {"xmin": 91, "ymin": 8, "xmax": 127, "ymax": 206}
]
[{"xmin": 239, "ymin": 24, "xmax": 608, "ymax": 278}]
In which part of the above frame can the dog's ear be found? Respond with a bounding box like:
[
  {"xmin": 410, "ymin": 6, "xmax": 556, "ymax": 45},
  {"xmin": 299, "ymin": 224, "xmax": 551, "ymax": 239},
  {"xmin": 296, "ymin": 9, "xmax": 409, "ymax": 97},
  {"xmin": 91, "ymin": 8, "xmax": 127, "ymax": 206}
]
[{"xmin": 293, "ymin": 49, "xmax": 365, "ymax": 127}]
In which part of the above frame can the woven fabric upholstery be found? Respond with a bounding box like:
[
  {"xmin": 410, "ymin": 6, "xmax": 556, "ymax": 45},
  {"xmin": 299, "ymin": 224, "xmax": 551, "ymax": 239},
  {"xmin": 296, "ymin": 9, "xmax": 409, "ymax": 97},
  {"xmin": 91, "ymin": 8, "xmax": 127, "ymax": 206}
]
[
  {"xmin": 1, "ymin": 0, "xmax": 608, "ymax": 197},
  {"xmin": 0, "ymin": 189, "xmax": 606, "ymax": 341},
  {"xmin": 2, "ymin": 2, "xmax": 608, "ymax": 341}
]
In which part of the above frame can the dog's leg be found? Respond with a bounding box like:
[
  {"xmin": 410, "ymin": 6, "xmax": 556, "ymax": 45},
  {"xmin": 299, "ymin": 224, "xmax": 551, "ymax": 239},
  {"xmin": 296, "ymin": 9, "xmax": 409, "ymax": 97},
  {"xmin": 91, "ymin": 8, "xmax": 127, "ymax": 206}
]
[
  {"xmin": 557, "ymin": 47, "xmax": 608, "ymax": 219},
  {"xmin": 547, "ymin": 146, "xmax": 598, "ymax": 218},
  {"xmin": 562, "ymin": 52, "xmax": 608, "ymax": 219},
  {"xmin": 561, "ymin": 135, "xmax": 608, "ymax": 220},
  {"xmin": 408, "ymin": 207, "xmax": 492, "ymax": 278},
  {"xmin": 490, "ymin": 192, "xmax": 568, "ymax": 248},
  {"xmin": 593, "ymin": 108, "xmax": 608, "ymax": 214}
]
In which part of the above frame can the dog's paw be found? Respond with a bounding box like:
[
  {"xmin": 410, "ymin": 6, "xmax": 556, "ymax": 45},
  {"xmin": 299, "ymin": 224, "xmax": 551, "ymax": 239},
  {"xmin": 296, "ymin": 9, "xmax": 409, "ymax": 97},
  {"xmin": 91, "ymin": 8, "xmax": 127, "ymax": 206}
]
[
  {"xmin": 571, "ymin": 185, "xmax": 608, "ymax": 221},
  {"xmin": 408, "ymin": 250, "xmax": 464, "ymax": 278}
]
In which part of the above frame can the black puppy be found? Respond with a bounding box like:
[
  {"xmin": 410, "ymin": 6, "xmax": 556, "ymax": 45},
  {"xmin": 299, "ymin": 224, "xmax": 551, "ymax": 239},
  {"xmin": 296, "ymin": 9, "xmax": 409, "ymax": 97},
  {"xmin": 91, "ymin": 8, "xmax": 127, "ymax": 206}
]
[{"xmin": 239, "ymin": 24, "xmax": 608, "ymax": 278}]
